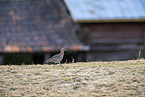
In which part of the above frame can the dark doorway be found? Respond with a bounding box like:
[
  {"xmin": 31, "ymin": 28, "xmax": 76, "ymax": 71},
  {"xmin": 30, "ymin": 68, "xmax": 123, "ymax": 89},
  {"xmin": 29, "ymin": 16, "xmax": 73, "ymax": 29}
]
[
  {"xmin": 4, "ymin": 53, "xmax": 45, "ymax": 65},
  {"xmin": 4, "ymin": 54, "xmax": 32, "ymax": 65},
  {"xmin": 62, "ymin": 52, "xmax": 78, "ymax": 63},
  {"xmin": 32, "ymin": 54, "xmax": 44, "ymax": 64}
]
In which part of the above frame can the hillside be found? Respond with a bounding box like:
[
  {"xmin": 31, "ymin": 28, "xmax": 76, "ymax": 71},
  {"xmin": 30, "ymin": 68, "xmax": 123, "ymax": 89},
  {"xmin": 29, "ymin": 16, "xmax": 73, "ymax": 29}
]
[{"xmin": 0, "ymin": 59, "xmax": 145, "ymax": 96}]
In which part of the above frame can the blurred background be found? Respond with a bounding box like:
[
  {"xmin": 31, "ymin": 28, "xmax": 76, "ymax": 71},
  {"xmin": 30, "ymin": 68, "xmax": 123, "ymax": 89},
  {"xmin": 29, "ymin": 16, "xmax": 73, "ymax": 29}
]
[{"xmin": 0, "ymin": 0, "xmax": 145, "ymax": 64}]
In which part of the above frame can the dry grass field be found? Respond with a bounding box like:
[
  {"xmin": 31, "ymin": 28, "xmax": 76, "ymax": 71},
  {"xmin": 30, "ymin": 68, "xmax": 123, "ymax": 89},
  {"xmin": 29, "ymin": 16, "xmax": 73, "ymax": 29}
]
[{"xmin": 0, "ymin": 59, "xmax": 145, "ymax": 96}]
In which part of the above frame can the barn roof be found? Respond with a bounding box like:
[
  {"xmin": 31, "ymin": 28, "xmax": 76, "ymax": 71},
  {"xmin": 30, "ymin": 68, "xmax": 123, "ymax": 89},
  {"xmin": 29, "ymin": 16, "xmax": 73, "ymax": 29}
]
[
  {"xmin": 64, "ymin": 0, "xmax": 145, "ymax": 22},
  {"xmin": 0, "ymin": 0, "xmax": 84, "ymax": 53}
]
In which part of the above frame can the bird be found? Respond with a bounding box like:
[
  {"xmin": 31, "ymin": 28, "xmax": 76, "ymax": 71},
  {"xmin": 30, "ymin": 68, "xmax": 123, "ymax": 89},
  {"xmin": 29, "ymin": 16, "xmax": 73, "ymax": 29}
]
[{"xmin": 44, "ymin": 48, "xmax": 65, "ymax": 68}]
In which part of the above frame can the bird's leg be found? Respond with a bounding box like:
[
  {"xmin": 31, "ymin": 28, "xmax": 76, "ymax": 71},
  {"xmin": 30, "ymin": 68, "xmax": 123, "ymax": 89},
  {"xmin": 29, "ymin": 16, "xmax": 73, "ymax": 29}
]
[
  {"xmin": 59, "ymin": 63, "xmax": 64, "ymax": 68},
  {"xmin": 53, "ymin": 64, "xmax": 55, "ymax": 68}
]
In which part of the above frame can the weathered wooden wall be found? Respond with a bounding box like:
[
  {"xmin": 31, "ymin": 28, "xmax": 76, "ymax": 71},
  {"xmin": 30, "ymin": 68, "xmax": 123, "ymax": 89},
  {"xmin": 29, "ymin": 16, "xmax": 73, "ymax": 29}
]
[{"xmin": 79, "ymin": 23, "xmax": 145, "ymax": 61}]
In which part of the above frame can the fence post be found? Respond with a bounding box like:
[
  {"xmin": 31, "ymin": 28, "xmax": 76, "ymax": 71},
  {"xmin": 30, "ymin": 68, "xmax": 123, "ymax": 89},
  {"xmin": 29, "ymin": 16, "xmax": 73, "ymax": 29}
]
[{"xmin": 0, "ymin": 55, "xmax": 4, "ymax": 65}]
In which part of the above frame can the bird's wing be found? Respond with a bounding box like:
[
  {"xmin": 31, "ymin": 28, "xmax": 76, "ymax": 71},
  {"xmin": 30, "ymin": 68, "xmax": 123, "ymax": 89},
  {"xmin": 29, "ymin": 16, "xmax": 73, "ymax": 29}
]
[{"xmin": 45, "ymin": 53, "xmax": 62, "ymax": 63}]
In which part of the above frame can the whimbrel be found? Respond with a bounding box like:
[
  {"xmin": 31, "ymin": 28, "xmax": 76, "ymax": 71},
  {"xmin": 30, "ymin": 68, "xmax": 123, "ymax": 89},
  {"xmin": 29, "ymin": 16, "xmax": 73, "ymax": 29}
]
[{"xmin": 44, "ymin": 48, "xmax": 65, "ymax": 68}]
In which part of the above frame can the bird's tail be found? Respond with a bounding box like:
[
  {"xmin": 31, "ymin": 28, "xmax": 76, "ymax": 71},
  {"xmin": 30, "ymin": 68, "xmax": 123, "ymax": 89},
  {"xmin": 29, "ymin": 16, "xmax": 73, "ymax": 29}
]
[
  {"xmin": 43, "ymin": 61, "xmax": 49, "ymax": 65},
  {"xmin": 44, "ymin": 59, "xmax": 50, "ymax": 63}
]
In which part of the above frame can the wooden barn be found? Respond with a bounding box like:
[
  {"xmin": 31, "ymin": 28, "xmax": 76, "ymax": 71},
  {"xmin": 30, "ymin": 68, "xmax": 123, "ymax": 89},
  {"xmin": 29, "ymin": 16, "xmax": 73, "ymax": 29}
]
[
  {"xmin": 0, "ymin": 0, "xmax": 88, "ymax": 64},
  {"xmin": 64, "ymin": 0, "xmax": 145, "ymax": 61}
]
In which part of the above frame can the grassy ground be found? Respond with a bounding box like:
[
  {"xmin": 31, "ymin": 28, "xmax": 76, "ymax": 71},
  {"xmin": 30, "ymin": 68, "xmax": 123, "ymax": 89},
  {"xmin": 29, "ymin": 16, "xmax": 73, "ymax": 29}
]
[{"xmin": 0, "ymin": 59, "xmax": 145, "ymax": 97}]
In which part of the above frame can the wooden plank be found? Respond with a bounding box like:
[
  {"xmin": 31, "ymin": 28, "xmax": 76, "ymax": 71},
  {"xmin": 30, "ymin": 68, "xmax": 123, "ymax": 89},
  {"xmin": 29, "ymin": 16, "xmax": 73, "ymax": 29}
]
[
  {"xmin": 144, "ymin": 28, "xmax": 145, "ymax": 57},
  {"xmin": 86, "ymin": 51, "xmax": 139, "ymax": 61},
  {"xmin": 91, "ymin": 45, "xmax": 143, "ymax": 51},
  {"xmin": 80, "ymin": 23, "xmax": 144, "ymax": 32},
  {"xmin": 88, "ymin": 32, "xmax": 143, "ymax": 39},
  {"xmin": 88, "ymin": 38, "xmax": 143, "ymax": 44},
  {"xmin": 88, "ymin": 27, "xmax": 143, "ymax": 33}
]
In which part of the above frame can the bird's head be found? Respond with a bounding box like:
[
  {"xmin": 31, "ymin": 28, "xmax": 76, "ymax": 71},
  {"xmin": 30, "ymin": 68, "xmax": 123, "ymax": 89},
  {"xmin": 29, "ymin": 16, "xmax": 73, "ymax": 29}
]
[
  {"xmin": 61, "ymin": 48, "xmax": 65, "ymax": 52},
  {"xmin": 60, "ymin": 48, "xmax": 71, "ymax": 53}
]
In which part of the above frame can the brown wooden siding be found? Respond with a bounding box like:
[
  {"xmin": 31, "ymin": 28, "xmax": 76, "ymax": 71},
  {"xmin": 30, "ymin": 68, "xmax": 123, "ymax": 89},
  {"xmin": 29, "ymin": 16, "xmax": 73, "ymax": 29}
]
[{"xmin": 79, "ymin": 23, "xmax": 145, "ymax": 61}]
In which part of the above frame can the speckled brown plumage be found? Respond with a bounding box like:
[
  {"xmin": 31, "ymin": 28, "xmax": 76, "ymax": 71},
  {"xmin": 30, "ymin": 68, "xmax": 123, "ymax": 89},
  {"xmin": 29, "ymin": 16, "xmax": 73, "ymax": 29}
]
[{"xmin": 45, "ymin": 48, "xmax": 65, "ymax": 68}]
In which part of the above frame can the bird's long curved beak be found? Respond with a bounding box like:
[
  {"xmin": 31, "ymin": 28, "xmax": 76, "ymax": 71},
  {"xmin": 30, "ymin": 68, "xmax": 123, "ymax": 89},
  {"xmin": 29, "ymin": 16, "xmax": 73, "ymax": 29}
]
[{"xmin": 65, "ymin": 49, "xmax": 71, "ymax": 53}]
